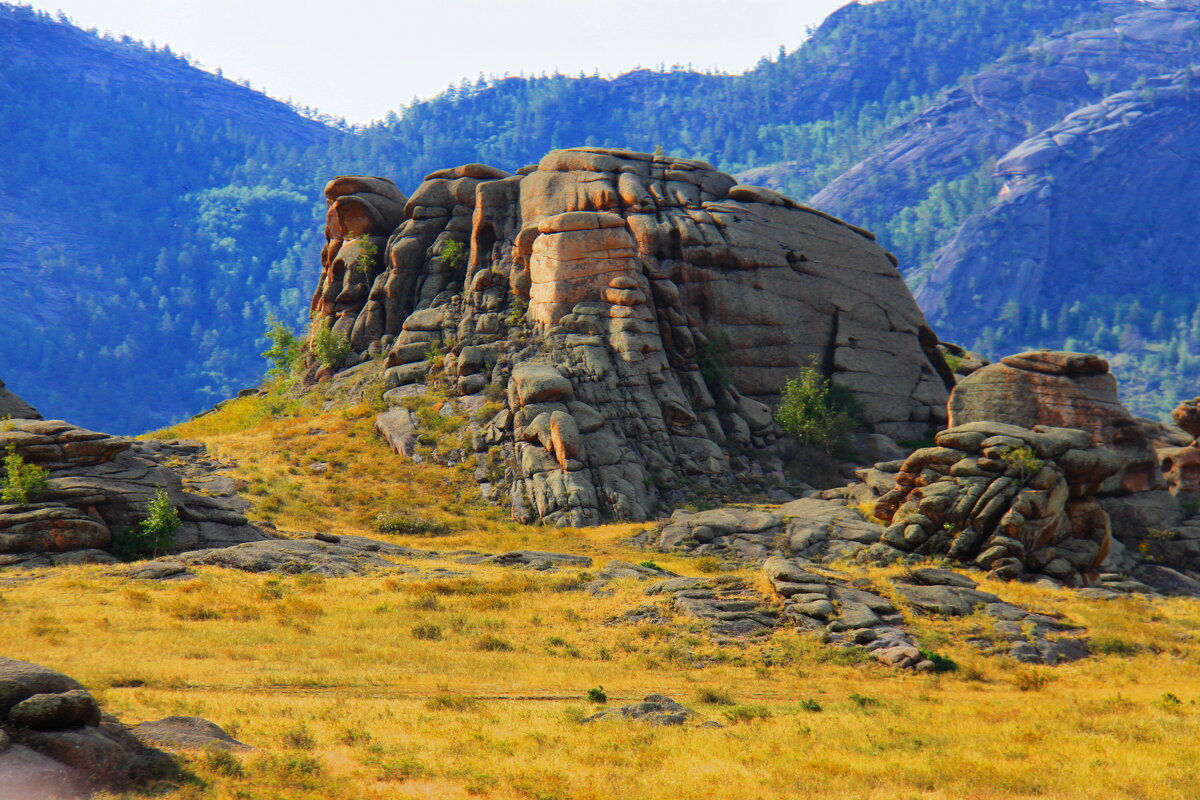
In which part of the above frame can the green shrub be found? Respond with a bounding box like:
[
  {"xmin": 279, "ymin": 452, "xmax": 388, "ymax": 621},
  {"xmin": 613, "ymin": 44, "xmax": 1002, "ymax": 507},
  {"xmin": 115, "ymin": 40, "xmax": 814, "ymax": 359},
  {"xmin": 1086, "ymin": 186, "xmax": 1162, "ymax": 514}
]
[
  {"xmin": 1002, "ymin": 445, "xmax": 1044, "ymax": 480},
  {"xmin": 586, "ymin": 686, "xmax": 608, "ymax": 704},
  {"xmin": 506, "ymin": 297, "xmax": 528, "ymax": 327},
  {"xmin": 353, "ymin": 236, "xmax": 379, "ymax": 273},
  {"xmin": 849, "ymin": 692, "xmax": 881, "ymax": 708},
  {"xmin": 440, "ymin": 239, "xmax": 468, "ymax": 270},
  {"xmin": 723, "ymin": 704, "xmax": 772, "ymax": 723},
  {"xmin": 919, "ymin": 649, "xmax": 959, "ymax": 673},
  {"xmin": 797, "ymin": 698, "xmax": 823, "ymax": 712},
  {"xmin": 113, "ymin": 487, "xmax": 181, "ymax": 559},
  {"xmin": 694, "ymin": 687, "xmax": 735, "ymax": 706},
  {"xmin": 472, "ymin": 635, "xmax": 515, "ymax": 652},
  {"xmin": 309, "ymin": 318, "xmax": 351, "ymax": 371},
  {"xmin": 412, "ymin": 623, "xmax": 443, "ymax": 641},
  {"xmin": 774, "ymin": 362, "xmax": 862, "ymax": 453},
  {"xmin": 373, "ymin": 509, "xmax": 453, "ymax": 537},
  {"xmin": 261, "ymin": 316, "xmax": 302, "ymax": 377},
  {"xmin": 1, "ymin": 443, "xmax": 49, "ymax": 504}
]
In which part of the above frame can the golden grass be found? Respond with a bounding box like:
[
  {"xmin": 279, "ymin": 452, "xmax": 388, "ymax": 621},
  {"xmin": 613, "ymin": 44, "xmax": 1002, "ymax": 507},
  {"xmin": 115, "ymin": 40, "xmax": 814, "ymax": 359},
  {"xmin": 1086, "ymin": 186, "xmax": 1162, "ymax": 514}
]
[
  {"xmin": 6, "ymin": 563, "xmax": 1200, "ymax": 800},
  {"xmin": 0, "ymin": 375, "xmax": 1174, "ymax": 797}
]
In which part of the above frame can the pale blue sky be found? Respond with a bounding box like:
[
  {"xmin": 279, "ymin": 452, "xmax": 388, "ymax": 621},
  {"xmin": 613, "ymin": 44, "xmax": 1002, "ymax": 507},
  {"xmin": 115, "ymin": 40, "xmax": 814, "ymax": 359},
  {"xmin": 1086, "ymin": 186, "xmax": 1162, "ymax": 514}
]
[{"xmin": 35, "ymin": 0, "xmax": 851, "ymax": 123}]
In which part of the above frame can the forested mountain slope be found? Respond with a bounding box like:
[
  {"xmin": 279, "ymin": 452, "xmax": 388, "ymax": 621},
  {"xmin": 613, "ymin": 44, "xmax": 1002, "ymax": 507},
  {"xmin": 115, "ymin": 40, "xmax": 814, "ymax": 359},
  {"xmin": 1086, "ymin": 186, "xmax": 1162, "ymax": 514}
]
[{"xmin": 2, "ymin": 0, "xmax": 1195, "ymax": 431}]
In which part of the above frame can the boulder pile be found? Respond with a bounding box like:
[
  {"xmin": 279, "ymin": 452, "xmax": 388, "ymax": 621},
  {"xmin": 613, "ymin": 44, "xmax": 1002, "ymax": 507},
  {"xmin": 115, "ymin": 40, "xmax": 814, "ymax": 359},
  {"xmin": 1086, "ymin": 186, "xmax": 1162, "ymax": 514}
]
[
  {"xmin": 948, "ymin": 350, "xmax": 1160, "ymax": 494},
  {"xmin": 873, "ymin": 421, "xmax": 1122, "ymax": 585},
  {"xmin": 308, "ymin": 147, "xmax": 954, "ymax": 525},
  {"xmin": 0, "ymin": 657, "xmax": 173, "ymax": 797},
  {"xmin": 0, "ymin": 416, "xmax": 269, "ymax": 569}
]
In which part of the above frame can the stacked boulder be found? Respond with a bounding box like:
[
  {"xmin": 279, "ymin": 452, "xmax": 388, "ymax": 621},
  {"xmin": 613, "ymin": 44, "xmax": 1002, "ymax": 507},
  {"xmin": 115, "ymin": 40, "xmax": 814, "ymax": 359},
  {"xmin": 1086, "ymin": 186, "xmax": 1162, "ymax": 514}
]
[
  {"xmin": 308, "ymin": 147, "xmax": 954, "ymax": 525},
  {"xmin": 1161, "ymin": 397, "xmax": 1200, "ymax": 505},
  {"xmin": 0, "ymin": 417, "xmax": 268, "ymax": 568},
  {"xmin": 873, "ymin": 421, "xmax": 1121, "ymax": 585},
  {"xmin": 948, "ymin": 350, "xmax": 1160, "ymax": 494},
  {"xmin": 0, "ymin": 657, "xmax": 172, "ymax": 797}
]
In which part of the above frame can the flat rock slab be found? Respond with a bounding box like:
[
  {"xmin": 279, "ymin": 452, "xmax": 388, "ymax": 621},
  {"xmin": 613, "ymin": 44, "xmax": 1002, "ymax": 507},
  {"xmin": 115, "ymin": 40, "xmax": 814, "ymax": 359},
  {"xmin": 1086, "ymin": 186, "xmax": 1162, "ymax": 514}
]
[
  {"xmin": 132, "ymin": 716, "xmax": 249, "ymax": 751},
  {"xmin": 893, "ymin": 584, "xmax": 1001, "ymax": 616},
  {"xmin": 479, "ymin": 550, "xmax": 593, "ymax": 569},
  {"xmin": 168, "ymin": 538, "xmax": 400, "ymax": 576}
]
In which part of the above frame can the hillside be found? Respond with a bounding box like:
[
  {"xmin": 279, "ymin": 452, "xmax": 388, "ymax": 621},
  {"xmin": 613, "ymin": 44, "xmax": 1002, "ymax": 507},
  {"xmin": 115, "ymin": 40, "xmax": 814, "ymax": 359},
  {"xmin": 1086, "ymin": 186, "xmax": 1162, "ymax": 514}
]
[
  {"xmin": 0, "ymin": 0, "xmax": 1116, "ymax": 434},
  {"xmin": 0, "ymin": 4, "xmax": 335, "ymax": 433},
  {"xmin": 6, "ymin": 366, "xmax": 1200, "ymax": 798}
]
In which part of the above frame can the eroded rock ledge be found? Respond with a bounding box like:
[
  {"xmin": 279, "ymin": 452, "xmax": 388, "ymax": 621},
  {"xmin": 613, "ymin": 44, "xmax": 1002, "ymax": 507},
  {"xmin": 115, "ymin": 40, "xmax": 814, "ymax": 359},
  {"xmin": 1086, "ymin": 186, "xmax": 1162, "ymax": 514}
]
[
  {"xmin": 309, "ymin": 147, "xmax": 953, "ymax": 525},
  {"xmin": 0, "ymin": 418, "xmax": 269, "ymax": 569}
]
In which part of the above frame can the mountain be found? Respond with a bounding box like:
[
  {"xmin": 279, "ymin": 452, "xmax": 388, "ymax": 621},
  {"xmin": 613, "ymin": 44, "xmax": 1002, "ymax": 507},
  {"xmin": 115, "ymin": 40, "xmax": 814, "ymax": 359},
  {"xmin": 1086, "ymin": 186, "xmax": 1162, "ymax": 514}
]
[
  {"xmin": 0, "ymin": 4, "xmax": 337, "ymax": 433},
  {"xmin": 3, "ymin": 0, "xmax": 1199, "ymax": 432}
]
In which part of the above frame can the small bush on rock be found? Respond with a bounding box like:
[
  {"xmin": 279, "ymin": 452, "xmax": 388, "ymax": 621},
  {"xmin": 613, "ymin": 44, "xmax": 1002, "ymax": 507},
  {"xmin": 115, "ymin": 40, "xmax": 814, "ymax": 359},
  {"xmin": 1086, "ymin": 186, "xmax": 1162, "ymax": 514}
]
[
  {"xmin": 1002, "ymin": 445, "xmax": 1044, "ymax": 480},
  {"xmin": 113, "ymin": 487, "xmax": 181, "ymax": 559},
  {"xmin": 1, "ymin": 443, "xmax": 49, "ymax": 503},
  {"xmin": 775, "ymin": 362, "xmax": 862, "ymax": 453},
  {"xmin": 310, "ymin": 319, "xmax": 351, "ymax": 371},
  {"xmin": 439, "ymin": 239, "xmax": 467, "ymax": 270}
]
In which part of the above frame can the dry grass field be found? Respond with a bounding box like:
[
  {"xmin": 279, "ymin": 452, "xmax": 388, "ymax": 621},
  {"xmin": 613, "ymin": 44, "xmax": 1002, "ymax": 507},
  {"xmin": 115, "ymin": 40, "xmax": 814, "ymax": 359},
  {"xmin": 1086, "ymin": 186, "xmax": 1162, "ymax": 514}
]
[{"xmin": 5, "ymin": 375, "xmax": 1200, "ymax": 799}]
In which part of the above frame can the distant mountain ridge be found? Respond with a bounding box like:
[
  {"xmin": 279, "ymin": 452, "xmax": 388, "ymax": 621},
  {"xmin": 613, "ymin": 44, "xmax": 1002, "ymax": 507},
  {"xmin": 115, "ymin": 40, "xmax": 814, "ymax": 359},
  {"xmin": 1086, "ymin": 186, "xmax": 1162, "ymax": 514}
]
[{"xmin": 2, "ymin": 0, "xmax": 1197, "ymax": 431}]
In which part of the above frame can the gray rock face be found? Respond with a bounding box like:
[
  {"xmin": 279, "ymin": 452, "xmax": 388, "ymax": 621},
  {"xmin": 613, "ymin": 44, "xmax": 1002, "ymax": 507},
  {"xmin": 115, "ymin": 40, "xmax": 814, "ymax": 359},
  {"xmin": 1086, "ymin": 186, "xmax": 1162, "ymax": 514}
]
[
  {"xmin": 309, "ymin": 147, "xmax": 952, "ymax": 526},
  {"xmin": 582, "ymin": 695, "xmax": 703, "ymax": 727},
  {"xmin": 131, "ymin": 717, "xmax": 248, "ymax": 752},
  {"xmin": 0, "ymin": 658, "xmax": 173, "ymax": 796},
  {"xmin": 0, "ymin": 378, "xmax": 39, "ymax": 420},
  {"xmin": 643, "ymin": 498, "xmax": 885, "ymax": 564},
  {"xmin": 0, "ymin": 420, "xmax": 269, "ymax": 569}
]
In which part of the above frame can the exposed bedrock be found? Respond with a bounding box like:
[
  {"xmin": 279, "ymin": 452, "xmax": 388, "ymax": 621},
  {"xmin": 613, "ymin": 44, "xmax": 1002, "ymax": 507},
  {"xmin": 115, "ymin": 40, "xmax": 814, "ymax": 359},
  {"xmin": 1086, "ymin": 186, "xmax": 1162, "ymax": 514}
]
[
  {"xmin": 308, "ymin": 147, "xmax": 953, "ymax": 525},
  {"xmin": 948, "ymin": 350, "xmax": 1161, "ymax": 495},
  {"xmin": 0, "ymin": 417, "xmax": 269, "ymax": 569},
  {"xmin": 874, "ymin": 421, "xmax": 1122, "ymax": 587}
]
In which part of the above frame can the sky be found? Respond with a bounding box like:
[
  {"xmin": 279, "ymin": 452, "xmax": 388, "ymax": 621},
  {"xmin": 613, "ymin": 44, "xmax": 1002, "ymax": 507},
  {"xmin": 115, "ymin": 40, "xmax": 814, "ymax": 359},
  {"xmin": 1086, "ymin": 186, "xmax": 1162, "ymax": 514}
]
[{"xmin": 33, "ymin": 0, "xmax": 850, "ymax": 124}]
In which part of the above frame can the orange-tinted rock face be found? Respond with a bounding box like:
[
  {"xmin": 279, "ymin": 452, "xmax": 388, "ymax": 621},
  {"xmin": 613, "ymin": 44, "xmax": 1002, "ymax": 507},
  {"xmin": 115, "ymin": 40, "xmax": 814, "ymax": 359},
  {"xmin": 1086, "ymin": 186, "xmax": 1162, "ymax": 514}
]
[
  {"xmin": 948, "ymin": 351, "xmax": 1160, "ymax": 495},
  {"xmin": 1172, "ymin": 397, "xmax": 1200, "ymax": 441},
  {"xmin": 306, "ymin": 147, "xmax": 954, "ymax": 525}
]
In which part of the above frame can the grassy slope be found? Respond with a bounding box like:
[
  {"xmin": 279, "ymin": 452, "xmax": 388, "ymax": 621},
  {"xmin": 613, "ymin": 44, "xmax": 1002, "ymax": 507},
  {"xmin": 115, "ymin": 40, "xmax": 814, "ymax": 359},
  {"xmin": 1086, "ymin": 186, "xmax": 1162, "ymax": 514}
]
[{"xmin": 3, "ymin": 368, "xmax": 1200, "ymax": 798}]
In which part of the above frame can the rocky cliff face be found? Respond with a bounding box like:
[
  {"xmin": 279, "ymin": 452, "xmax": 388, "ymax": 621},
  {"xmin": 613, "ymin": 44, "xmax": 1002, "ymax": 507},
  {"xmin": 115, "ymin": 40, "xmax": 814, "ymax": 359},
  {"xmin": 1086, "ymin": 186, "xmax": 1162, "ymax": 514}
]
[
  {"xmin": 915, "ymin": 64, "xmax": 1200, "ymax": 331},
  {"xmin": 309, "ymin": 147, "xmax": 953, "ymax": 525},
  {"xmin": 805, "ymin": 0, "xmax": 1200, "ymax": 416}
]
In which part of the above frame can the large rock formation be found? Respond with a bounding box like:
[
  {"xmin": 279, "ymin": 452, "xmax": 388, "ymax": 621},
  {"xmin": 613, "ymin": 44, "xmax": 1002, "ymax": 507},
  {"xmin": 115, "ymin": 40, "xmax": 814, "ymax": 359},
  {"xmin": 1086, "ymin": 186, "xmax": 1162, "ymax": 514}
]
[
  {"xmin": 948, "ymin": 351, "xmax": 1160, "ymax": 494},
  {"xmin": 309, "ymin": 147, "xmax": 953, "ymax": 525},
  {"xmin": 0, "ymin": 418, "xmax": 269, "ymax": 568}
]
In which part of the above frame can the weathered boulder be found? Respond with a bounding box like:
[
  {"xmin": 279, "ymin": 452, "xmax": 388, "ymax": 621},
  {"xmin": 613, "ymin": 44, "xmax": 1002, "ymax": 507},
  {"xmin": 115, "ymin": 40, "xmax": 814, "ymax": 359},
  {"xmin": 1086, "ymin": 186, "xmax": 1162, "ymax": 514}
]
[
  {"xmin": 874, "ymin": 421, "xmax": 1123, "ymax": 585},
  {"xmin": 306, "ymin": 147, "xmax": 952, "ymax": 525},
  {"xmin": 582, "ymin": 695, "xmax": 705, "ymax": 726},
  {"xmin": 0, "ymin": 658, "xmax": 174, "ymax": 796},
  {"xmin": 1172, "ymin": 397, "xmax": 1200, "ymax": 441},
  {"xmin": 0, "ymin": 378, "xmax": 39, "ymax": 420},
  {"xmin": 0, "ymin": 419, "xmax": 269, "ymax": 569},
  {"xmin": 131, "ymin": 717, "xmax": 249, "ymax": 752},
  {"xmin": 947, "ymin": 351, "xmax": 1159, "ymax": 494}
]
